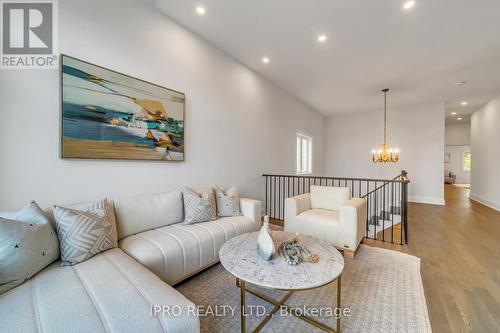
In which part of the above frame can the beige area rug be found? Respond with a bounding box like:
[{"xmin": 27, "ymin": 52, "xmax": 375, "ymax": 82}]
[
  {"xmin": 176, "ymin": 245, "xmax": 431, "ymax": 333},
  {"xmin": 453, "ymin": 183, "xmax": 471, "ymax": 189}
]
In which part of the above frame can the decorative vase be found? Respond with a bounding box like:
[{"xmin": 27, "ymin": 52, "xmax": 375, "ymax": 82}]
[{"xmin": 257, "ymin": 216, "xmax": 275, "ymax": 260}]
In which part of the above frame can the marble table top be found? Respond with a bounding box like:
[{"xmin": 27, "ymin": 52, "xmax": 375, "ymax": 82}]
[{"xmin": 219, "ymin": 231, "xmax": 344, "ymax": 290}]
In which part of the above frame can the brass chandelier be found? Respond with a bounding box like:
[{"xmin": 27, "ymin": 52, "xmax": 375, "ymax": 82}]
[{"xmin": 372, "ymin": 88, "xmax": 399, "ymax": 163}]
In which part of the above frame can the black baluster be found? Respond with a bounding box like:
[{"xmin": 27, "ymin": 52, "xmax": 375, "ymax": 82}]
[
  {"xmin": 400, "ymin": 181, "xmax": 403, "ymax": 245},
  {"xmin": 403, "ymin": 180, "xmax": 409, "ymax": 244},
  {"xmin": 265, "ymin": 176, "xmax": 268, "ymax": 217},
  {"xmin": 374, "ymin": 181, "xmax": 377, "ymax": 240},
  {"xmin": 382, "ymin": 182, "xmax": 386, "ymax": 242},
  {"xmin": 391, "ymin": 182, "xmax": 394, "ymax": 243},
  {"xmin": 365, "ymin": 184, "xmax": 369, "ymax": 238},
  {"xmin": 288, "ymin": 177, "xmax": 291, "ymax": 198},
  {"xmin": 273, "ymin": 176, "xmax": 276, "ymax": 220}
]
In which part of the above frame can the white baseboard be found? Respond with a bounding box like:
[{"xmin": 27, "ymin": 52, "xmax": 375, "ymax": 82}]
[
  {"xmin": 409, "ymin": 196, "xmax": 445, "ymax": 206},
  {"xmin": 469, "ymin": 194, "xmax": 500, "ymax": 212}
]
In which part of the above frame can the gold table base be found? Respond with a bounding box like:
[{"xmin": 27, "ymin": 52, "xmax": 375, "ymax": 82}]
[{"xmin": 237, "ymin": 276, "xmax": 341, "ymax": 333}]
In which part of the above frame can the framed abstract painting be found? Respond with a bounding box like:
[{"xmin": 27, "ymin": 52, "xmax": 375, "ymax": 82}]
[{"xmin": 61, "ymin": 55, "xmax": 185, "ymax": 161}]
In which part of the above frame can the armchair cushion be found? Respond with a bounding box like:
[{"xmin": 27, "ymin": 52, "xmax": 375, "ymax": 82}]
[
  {"xmin": 294, "ymin": 209, "xmax": 340, "ymax": 243},
  {"xmin": 310, "ymin": 186, "xmax": 351, "ymax": 211}
]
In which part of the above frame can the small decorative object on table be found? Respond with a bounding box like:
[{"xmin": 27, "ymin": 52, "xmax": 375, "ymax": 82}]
[
  {"xmin": 279, "ymin": 237, "xmax": 319, "ymax": 265},
  {"xmin": 256, "ymin": 215, "xmax": 275, "ymax": 260}
]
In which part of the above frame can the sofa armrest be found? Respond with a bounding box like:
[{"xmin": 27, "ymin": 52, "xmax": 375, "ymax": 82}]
[
  {"xmin": 240, "ymin": 198, "xmax": 262, "ymax": 226},
  {"xmin": 284, "ymin": 193, "xmax": 311, "ymax": 220},
  {"xmin": 338, "ymin": 198, "xmax": 367, "ymax": 250}
]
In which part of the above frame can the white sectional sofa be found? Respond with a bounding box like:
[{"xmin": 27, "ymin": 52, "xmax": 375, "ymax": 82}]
[{"xmin": 0, "ymin": 190, "xmax": 262, "ymax": 333}]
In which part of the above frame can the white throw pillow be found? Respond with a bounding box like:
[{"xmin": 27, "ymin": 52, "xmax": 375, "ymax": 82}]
[
  {"xmin": 0, "ymin": 201, "xmax": 59, "ymax": 295},
  {"xmin": 310, "ymin": 186, "xmax": 351, "ymax": 211},
  {"xmin": 214, "ymin": 185, "xmax": 241, "ymax": 217}
]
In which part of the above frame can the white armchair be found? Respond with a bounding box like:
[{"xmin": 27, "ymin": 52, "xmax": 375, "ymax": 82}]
[{"xmin": 284, "ymin": 186, "xmax": 367, "ymax": 258}]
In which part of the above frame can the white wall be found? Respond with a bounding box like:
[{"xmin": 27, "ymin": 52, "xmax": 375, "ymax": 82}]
[
  {"xmin": 0, "ymin": 0, "xmax": 325, "ymax": 211},
  {"xmin": 470, "ymin": 92, "xmax": 500, "ymax": 211},
  {"xmin": 444, "ymin": 145, "xmax": 470, "ymax": 184},
  {"xmin": 324, "ymin": 103, "xmax": 445, "ymax": 205},
  {"xmin": 445, "ymin": 122, "xmax": 471, "ymax": 146}
]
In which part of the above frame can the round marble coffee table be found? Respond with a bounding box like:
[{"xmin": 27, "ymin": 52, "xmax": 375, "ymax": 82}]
[{"xmin": 219, "ymin": 231, "xmax": 344, "ymax": 333}]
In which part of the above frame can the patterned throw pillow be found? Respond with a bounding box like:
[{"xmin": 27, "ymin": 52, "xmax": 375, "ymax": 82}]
[
  {"xmin": 53, "ymin": 199, "xmax": 117, "ymax": 266},
  {"xmin": 214, "ymin": 185, "xmax": 241, "ymax": 217},
  {"xmin": 0, "ymin": 201, "xmax": 59, "ymax": 295},
  {"xmin": 182, "ymin": 187, "xmax": 218, "ymax": 224}
]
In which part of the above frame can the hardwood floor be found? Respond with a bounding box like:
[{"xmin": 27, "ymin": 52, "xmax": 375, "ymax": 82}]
[
  {"xmin": 372, "ymin": 185, "xmax": 500, "ymax": 332},
  {"xmin": 272, "ymin": 185, "xmax": 500, "ymax": 332}
]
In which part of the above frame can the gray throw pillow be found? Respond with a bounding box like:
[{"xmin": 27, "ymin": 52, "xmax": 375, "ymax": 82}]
[
  {"xmin": 182, "ymin": 187, "xmax": 217, "ymax": 224},
  {"xmin": 0, "ymin": 201, "xmax": 59, "ymax": 295},
  {"xmin": 53, "ymin": 199, "xmax": 117, "ymax": 266},
  {"xmin": 214, "ymin": 185, "xmax": 241, "ymax": 217}
]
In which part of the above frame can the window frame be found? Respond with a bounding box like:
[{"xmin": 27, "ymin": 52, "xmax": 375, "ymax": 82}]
[{"xmin": 296, "ymin": 133, "xmax": 313, "ymax": 175}]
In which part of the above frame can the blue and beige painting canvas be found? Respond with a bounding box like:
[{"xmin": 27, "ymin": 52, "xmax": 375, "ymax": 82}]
[{"xmin": 61, "ymin": 55, "xmax": 185, "ymax": 160}]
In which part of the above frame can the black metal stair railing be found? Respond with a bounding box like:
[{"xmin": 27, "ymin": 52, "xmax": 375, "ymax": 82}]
[{"xmin": 262, "ymin": 171, "xmax": 410, "ymax": 245}]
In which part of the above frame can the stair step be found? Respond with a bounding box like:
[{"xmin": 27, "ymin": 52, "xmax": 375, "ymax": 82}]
[
  {"xmin": 370, "ymin": 212, "xmax": 402, "ymax": 226},
  {"xmin": 380, "ymin": 211, "xmax": 393, "ymax": 220},
  {"xmin": 391, "ymin": 206, "xmax": 402, "ymax": 215},
  {"xmin": 369, "ymin": 215, "xmax": 381, "ymax": 226}
]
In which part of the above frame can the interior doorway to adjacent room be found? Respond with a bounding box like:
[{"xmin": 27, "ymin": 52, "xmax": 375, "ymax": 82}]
[{"xmin": 444, "ymin": 114, "xmax": 472, "ymax": 195}]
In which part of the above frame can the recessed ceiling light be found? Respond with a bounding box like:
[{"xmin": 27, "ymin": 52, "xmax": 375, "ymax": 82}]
[
  {"xmin": 262, "ymin": 57, "xmax": 270, "ymax": 64},
  {"xmin": 451, "ymin": 112, "xmax": 457, "ymax": 115},
  {"xmin": 317, "ymin": 34, "xmax": 327, "ymax": 43},
  {"xmin": 461, "ymin": 101, "xmax": 468, "ymax": 106},
  {"xmin": 196, "ymin": 6, "xmax": 205, "ymax": 16},
  {"xmin": 403, "ymin": 1, "xmax": 416, "ymax": 10},
  {"xmin": 457, "ymin": 117, "xmax": 463, "ymax": 121},
  {"xmin": 456, "ymin": 80, "xmax": 467, "ymax": 86}
]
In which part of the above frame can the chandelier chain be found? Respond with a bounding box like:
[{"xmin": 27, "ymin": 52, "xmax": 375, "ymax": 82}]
[{"xmin": 384, "ymin": 89, "xmax": 387, "ymax": 145}]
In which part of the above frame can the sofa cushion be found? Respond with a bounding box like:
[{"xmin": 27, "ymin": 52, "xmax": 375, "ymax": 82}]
[
  {"xmin": 54, "ymin": 199, "xmax": 118, "ymax": 266},
  {"xmin": 119, "ymin": 216, "xmax": 260, "ymax": 285},
  {"xmin": 295, "ymin": 209, "xmax": 340, "ymax": 244},
  {"xmin": 310, "ymin": 186, "xmax": 351, "ymax": 211},
  {"xmin": 0, "ymin": 201, "xmax": 59, "ymax": 295},
  {"xmin": 113, "ymin": 191, "xmax": 184, "ymax": 240},
  {"xmin": 214, "ymin": 185, "xmax": 241, "ymax": 217},
  {"xmin": 0, "ymin": 248, "xmax": 199, "ymax": 333},
  {"xmin": 182, "ymin": 187, "xmax": 217, "ymax": 224}
]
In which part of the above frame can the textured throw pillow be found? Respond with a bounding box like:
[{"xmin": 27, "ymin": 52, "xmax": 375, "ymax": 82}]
[
  {"xmin": 214, "ymin": 185, "xmax": 241, "ymax": 217},
  {"xmin": 53, "ymin": 199, "xmax": 117, "ymax": 266},
  {"xmin": 0, "ymin": 201, "xmax": 59, "ymax": 295},
  {"xmin": 182, "ymin": 187, "xmax": 217, "ymax": 224}
]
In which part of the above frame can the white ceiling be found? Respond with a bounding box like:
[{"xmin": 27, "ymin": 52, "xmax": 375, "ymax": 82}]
[{"xmin": 157, "ymin": 0, "xmax": 500, "ymax": 121}]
